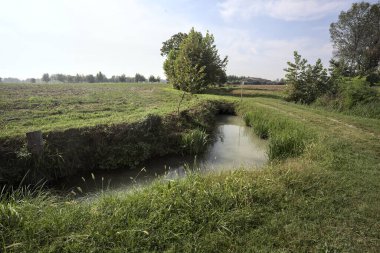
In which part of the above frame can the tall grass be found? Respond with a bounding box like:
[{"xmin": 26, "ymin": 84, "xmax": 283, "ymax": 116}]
[
  {"xmin": 181, "ymin": 128, "xmax": 209, "ymax": 155},
  {"xmin": 242, "ymin": 107, "xmax": 315, "ymax": 160}
]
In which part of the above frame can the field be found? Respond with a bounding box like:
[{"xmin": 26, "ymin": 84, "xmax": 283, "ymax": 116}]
[
  {"xmin": 0, "ymin": 83, "xmax": 209, "ymax": 139},
  {"xmin": 1, "ymin": 83, "xmax": 380, "ymax": 252}
]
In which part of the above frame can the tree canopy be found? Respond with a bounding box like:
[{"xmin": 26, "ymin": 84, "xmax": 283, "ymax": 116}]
[
  {"xmin": 330, "ymin": 1, "xmax": 380, "ymax": 75},
  {"xmin": 284, "ymin": 51, "xmax": 329, "ymax": 104},
  {"xmin": 162, "ymin": 28, "xmax": 228, "ymax": 93}
]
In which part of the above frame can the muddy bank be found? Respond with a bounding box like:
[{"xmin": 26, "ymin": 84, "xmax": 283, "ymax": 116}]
[{"xmin": 0, "ymin": 100, "xmax": 235, "ymax": 185}]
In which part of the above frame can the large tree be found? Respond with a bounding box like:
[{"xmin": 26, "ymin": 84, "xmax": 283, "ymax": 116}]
[
  {"xmin": 330, "ymin": 2, "xmax": 380, "ymax": 75},
  {"xmin": 163, "ymin": 28, "xmax": 228, "ymax": 93}
]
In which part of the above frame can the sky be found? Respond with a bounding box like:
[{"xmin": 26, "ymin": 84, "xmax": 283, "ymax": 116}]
[{"xmin": 0, "ymin": 0, "xmax": 377, "ymax": 80}]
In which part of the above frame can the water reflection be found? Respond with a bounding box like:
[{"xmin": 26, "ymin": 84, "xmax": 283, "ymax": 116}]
[{"xmin": 56, "ymin": 116, "xmax": 268, "ymax": 195}]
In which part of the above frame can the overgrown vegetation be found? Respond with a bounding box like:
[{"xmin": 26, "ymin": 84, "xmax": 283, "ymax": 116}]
[
  {"xmin": 314, "ymin": 77, "xmax": 380, "ymax": 118},
  {"xmin": 1, "ymin": 94, "xmax": 379, "ymax": 252},
  {"xmin": 284, "ymin": 1, "xmax": 380, "ymax": 118},
  {"xmin": 181, "ymin": 129, "xmax": 209, "ymax": 155},
  {"xmin": 241, "ymin": 104, "xmax": 314, "ymax": 160}
]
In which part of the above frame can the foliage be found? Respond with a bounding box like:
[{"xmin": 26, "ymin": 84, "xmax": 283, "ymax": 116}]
[
  {"xmin": 163, "ymin": 28, "xmax": 228, "ymax": 93},
  {"xmin": 284, "ymin": 51, "xmax": 329, "ymax": 104},
  {"xmin": 314, "ymin": 75, "xmax": 380, "ymax": 118},
  {"xmin": 340, "ymin": 77, "xmax": 379, "ymax": 108},
  {"xmin": 148, "ymin": 75, "xmax": 161, "ymax": 83},
  {"xmin": 96, "ymin": 71, "xmax": 106, "ymax": 82},
  {"xmin": 366, "ymin": 72, "xmax": 380, "ymax": 86},
  {"xmin": 181, "ymin": 129, "xmax": 209, "ymax": 155},
  {"xmin": 85, "ymin": 74, "xmax": 95, "ymax": 83},
  {"xmin": 135, "ymin": 73, "xmax": 146, "ymax": 82},
  {"xmin": 41, "ymin": 73, "xmax": 50, "ymax": 83},
  {"xmin": 330, "ymin": 2, "xmax": 380, "ymax": 75},
  {"xmin": 160, "ymin": 32, "xmax": 188, "ymax": 56}
]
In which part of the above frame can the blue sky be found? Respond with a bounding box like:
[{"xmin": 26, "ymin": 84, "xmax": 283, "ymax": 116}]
[{"xmin": 0, "ymin": 0, "xmax": 377, "ymax": 80}]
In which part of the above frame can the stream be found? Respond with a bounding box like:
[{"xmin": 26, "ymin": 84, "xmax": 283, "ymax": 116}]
[{"xmin": 56, "ymin": 115, "xmax": 268, "ymax": 195}]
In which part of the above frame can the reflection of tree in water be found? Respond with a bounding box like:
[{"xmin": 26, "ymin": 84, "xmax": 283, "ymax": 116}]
[{"xmin": 216, "ymin": 126, "xmax": 225, "ymax": 143}]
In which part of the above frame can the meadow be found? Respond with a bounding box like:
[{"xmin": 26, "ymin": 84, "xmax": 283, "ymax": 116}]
[
  {"xmin": 0, "ymin": 83, "xmax": 209, "ymax": 139},
  {"xmin": 1, "ymin": 83, "xmax": 380, "ymax": 252}
]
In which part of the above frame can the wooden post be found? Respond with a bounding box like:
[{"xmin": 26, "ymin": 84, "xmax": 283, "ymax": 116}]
[{"xmin": 26, "ymin": 131, "xmax": 44, "ymax": 155}]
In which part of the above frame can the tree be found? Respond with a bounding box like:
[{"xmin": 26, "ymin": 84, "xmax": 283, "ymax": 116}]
[
  {"xmin": 163, "ymin": 28, "xmax": 228, "ymax": 92},
  {"xmin": 0, "ymin": 77, "xmax": 2, "ymax": 83},
  {"xmin": 148, "ymin": 75, "xmax": 156, "ymax": 82},
  {"xmin": 85, "ymin": 74, "xmax": 95, "ymax": 83},
  {"xmin": 75, "ymin": 74, "xmax": 83, "ymax": 83},
  {"xmin": 160, "ymin": 32, "xmax": 188, "ymax": 56},
  {"xmin": 96, "ymin": 71, "xmax": 106, "ymax": 82},
  {"xmin": 30, "ymin": 78, "xmax": 36, "ymax": 83},
  {"xmin": 284, "ymin": 51, "xmax": 329, "ymax": 104},
  {"xmin": 163, "ymin": 28, "xmax": 228, "ymax": 114},
  {"xmin": 118, "ymin": 74, "xmax": 126, "ymax": 82},
  {"xmin": 330, "ymin": 2, "xmax": 380, "ymax": 75},
  {"xmin": 42, "ymin": 73, "xmax": 50, "ymax": 83},
  {"xmin": 135, "ymin": 73, "xmax": 146, "ymax": 82}
]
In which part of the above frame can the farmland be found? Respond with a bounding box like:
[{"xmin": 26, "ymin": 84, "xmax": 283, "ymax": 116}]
[
  {"xmin": 1, "ymin": 82, "xmax": 379, "ymax": 252},
  {"xmin": 0, "ymin": 83, "xmax": 209, "ymax": 139}
]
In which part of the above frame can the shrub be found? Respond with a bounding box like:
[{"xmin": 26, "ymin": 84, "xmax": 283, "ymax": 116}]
[{"xmin": 340, "ymin": 77, "xmax": 378, "ymax": 108}]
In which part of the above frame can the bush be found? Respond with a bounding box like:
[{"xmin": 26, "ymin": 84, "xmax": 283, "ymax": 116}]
[
  {"xmin": 341, "ymin": 77, "xmax": 378, "ymax": 108},
  {"xmin": 366, "ymin": 72, "xmax": 380, "ymax": 86},
  {"xmin": 314, "ymin": 77, "xmax": 380, "ymax": 118}
]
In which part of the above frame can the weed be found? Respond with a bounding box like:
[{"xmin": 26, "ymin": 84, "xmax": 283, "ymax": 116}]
[{"xmin": 181, "ymin": 129, "xmax": 209, "ymax": 155}]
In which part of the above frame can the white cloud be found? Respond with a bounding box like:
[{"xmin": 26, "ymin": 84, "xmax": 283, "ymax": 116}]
[{"xmin": 219, "ymin": 0, "xmax": 348, "ymax": 21}]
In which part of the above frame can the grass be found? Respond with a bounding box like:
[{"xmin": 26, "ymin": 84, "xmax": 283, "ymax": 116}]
[
  {"xmin": 1, "ymin": 84, "xmax": 380, "ymax": 252},
  {"xmin": 0, "ymin": 83, "xmax": 213, "ymax": 139},
  {"xmin": 240, "ymin": 105, "xmax": 315, "ymax": 160},
  {"xmin": 181, "ymin": 129, "xmax": 209, "ymax": 155}
]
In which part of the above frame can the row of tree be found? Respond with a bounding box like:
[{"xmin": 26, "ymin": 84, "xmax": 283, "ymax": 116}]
[
  {"xmin": 226, "ymin": 75, "xmax": 284, "ymax": 85},
  {"xmin": 40, "ymin": 72, "xmax": 161, "ymax": 83}
]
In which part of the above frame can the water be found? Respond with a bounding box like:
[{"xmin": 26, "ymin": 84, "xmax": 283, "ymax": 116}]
[{"xmin": 56, "ymin": 115, "xmax": 268, "ymax": 195}]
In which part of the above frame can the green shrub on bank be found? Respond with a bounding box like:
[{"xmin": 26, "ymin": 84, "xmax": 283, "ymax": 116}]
[{"xmin": 314, "ymin": 77, "xmax": 380, "ymax": 118}]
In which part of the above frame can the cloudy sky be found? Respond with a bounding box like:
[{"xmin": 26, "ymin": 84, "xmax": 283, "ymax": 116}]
[{"xmin": 0, "ymin": 0, "xmax": 376, "ymax": 80}]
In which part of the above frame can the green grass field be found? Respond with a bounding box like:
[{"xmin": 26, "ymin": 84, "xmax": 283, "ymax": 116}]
[
  {"xmin": 1, "ymin": 83, "xmax": 380, "ymax": 252},
  {"xmin": 0, "ymin": 83, "xmax": 214, "ymax": 139}
]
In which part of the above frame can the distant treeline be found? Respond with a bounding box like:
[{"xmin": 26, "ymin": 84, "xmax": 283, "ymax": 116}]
[
  {"xmin": 0, "ymin": 72, "xmax": 162, "ymax": 84},
  {"xmin": 227, "ymin": 75, "xmax": 285, "ymax": 85}
]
